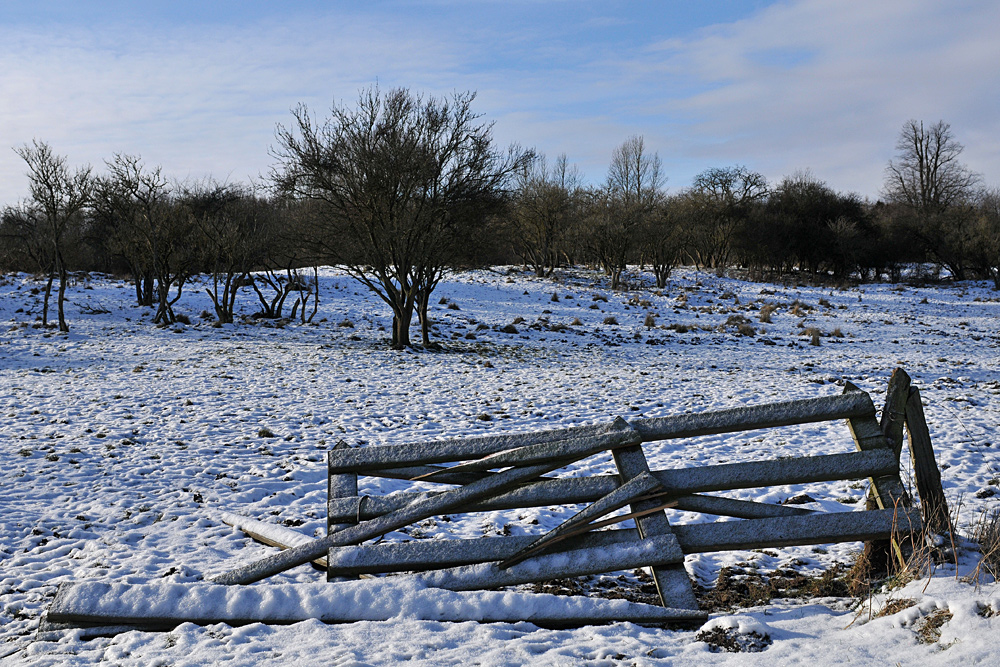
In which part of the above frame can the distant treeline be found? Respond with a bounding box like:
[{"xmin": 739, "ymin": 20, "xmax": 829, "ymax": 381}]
[{"xmin": 2, "ymin": 89, "xmax": 998, "ymax": 345}]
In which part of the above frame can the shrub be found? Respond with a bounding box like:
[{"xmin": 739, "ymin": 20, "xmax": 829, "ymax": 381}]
[
  {"xmin": 644, "ymin": 313, "xmax": 657, "ymax": 328},
  {"xmin": 447, "ymin": 302, "xmax": 460, "ymax": 310},
  {"xmin": 258, "ymin": 427, "xmax": 276, "ymax": 438},
  {"xmin": 602, "ymin": 316, "xmax": 618, "ymax": 325}
]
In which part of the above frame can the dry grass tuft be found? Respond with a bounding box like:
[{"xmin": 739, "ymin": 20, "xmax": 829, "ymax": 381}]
[
  {"xmin": 759, "ymin": 303, "xmax": 777, "ymax": 323},
  {"xmin": 971, "ymin": 508, "xmax": 1000, "ymax": 579},
  {"xmin": 916, "ymin": 608, "xmax": 953, "ymax": 644},
  {"xmin": 874, "ymin": 598, "xmax": 917, "ymax": 618},
  {"xmin": 644, "ymin": 312, "xmax": 657, "ymax": 328},
  {"xmin": 602, "ymin": 316, "xmax": 619, "ymax": 325}
]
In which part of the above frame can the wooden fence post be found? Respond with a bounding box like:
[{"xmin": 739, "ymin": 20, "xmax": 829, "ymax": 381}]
[
  {"xmin": 612, "ymin": 443, "xmax": 700, "ymax": 611},
  {"xmin": 904, "ymin": 387, "xmax": 950, "ymax": 535},
  {"xmin": 328, "ymin": 442, "xmax": 359, "ymax": 582}
]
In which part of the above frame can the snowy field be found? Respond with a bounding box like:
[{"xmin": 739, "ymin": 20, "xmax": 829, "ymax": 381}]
[{"xmin": 1, "ymin": 266, "xmax": 998, "ymax": 665}]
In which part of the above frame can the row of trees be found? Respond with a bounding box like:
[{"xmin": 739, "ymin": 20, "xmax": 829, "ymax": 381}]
[{"xmin": 2, "ymin": 87, "xmax": 999, "ymax": 347}]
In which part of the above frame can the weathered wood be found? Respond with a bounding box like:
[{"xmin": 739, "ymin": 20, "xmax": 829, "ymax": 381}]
[
  {"xmin": 672, "ymin": 494, "xmax": 813, "ymax": 519},
  {"xmin": 327, "ymin": 442, "xmax": 359, "ymax": 581},
  {"xmin": 406, "ymin": 533, "xmax": 684, "ymax": 592},
  {"xmin": 844, "ymin": 382, "xmax": 911, "ymax": 572},
  {"xmin": 498, "ymin": 471, "xmax": 665, "ymax": 569},
  {"xmin": 880, "ymin": 368, "xmax": 912, "ymax": 459},
  {"xmin": 905, "ymin": 387, "xmax": 950, "ymax": 534},
  {"xmin": 327, "ymin": 392, "xmax": 877, "ymax": 473},
  {"xmin": 415, "ymin": 418, "xmax": 640, "ymax": 478},
  {"xmin": 368, "ymin": 464, "xmax": 494, "ymax": 485},
  {"xmin": 613, "ymin": 444, "xmax": 699, "ymax": 610},
  {"xmin": 326, "ymin": 508, "xmax": 923, "ymax": 576},
  {"xmin": 43, "ymin": 580, "xmax": 708, "ymax": 632},
  {"xmin": 326, "ymin": 449, "xmax": 900, "ymax": 522},
  {"xmin": 220, "ymin": 512, "xmax": 327, "ymax": 570},
  {"xmin": 845, "ymin": 413, "xmax": 909, "ymax": 511},
  {"xmin": 214, "ymin": 427, "xmax": 643, "ymax": 585}
]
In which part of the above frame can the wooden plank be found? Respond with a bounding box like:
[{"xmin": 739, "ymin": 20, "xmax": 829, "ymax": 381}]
[
  {"xmin": 326, "ymin": 508, "xmax": 923, "ymax": 576},
  {"xmin": 612, "ymin": 444, "xmax": 699, "ymax": 610},
  {"xmin": 325, "ymin": 449, "xmax": 900, "ymax": 522},
  {"xmin": 415, "ymin": 418, "xmax": 640, "ymax": 477},
  {"xmin": 42, "ymin": 581, "xmax": 708, "ymax": 632},
  {"xmin": 672, "ymin": 494, "xmax": 813, "ymax": 519},
  {"xmin": 327, "ymin": 392, "xmax": 877, "ymax": 473},
  {"xmin": 407, "ymin": 533, "xmax": 684, "ymax": 592},
  {"xmin": 844, "ymin": 382, "xmax": 911, "ymax": 572},
  {"xmin": 212, "ymin": 427, "xmax": 641, "ymax": 585},
  {"xmin": 845, "ymin": 413, "xmax": 909, "ymax": 511},
  {"xmin": 880, "ymin": 368, "xmax": 912, "ymax": 459},
  {"xmin": 498, "ymin": 471, "xmax": 665, "ymax": 569},
  {"xmin": 220, "ymin": 512, "xmax": 327, "ymax": 570},
  {"xmin": 905, "ymin": 387, "xmax": 950, "ymax": 534},
  {"xmin": 362, "ymin": 464, "xmax": 493, "ymax": 485}
]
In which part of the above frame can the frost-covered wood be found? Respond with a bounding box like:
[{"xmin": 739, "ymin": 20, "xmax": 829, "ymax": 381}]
[
  {"xmin": 217, "ymin": 430, "xmax": 645, "ymax": 585},
  {"xmin": 402, "ymin": 533, "xmax": 684, "ymax": 591},
  {"xmin": 213, "ymin": 458, "xmax": 565, "ymax": 585},
  {"xmin": 498, "ymin": 470, "xmax": 665, "ymax": 569},
  {"xmin": 326, "ymin": 508, "xmax": 921, "ymax": 576},
  {"xmin": 905, "ymin": 387, "xmax": 950, "ymax": 533},
  {"xmin": 326, "ymin": 449, "xmax": 899, "ymax": 521},
  {"xmin": 220, "ymin": 512, "xmax": 327, "ymax": 569},
  {"xmin": 611, "ymin": 443, "xmax": 699, "ymax": 610},
  {"xmin": 326, "ymin": 391, "xmax": 876, "ymax": 473},
  {"xmin": 43, "ymin": 580, "xmax": 708, "ymax": 631}
]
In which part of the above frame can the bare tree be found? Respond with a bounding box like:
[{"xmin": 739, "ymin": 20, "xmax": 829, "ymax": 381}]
[
  {"xmin": 968, "ymin": 188, "xmax": 1000, "ymax": 289},
  {"xmin": 508, "ymin": 154, "xmax": 581, "ymax": 277},
  {"xmin": 883, "ymin": 120, "xmax": 981, "ymax": 280},
  {"xmin": 885, "ymin": 120, "xmax": 980, "ymax": 213},
  {"xmin": 686, "ymin": 165, "xmax": 768, "ymax": 271},
  {"xmin": 586, "ymin": 136, "xmax": 664, "ymax": 289},
  {"xmin": 272, "ymin": 86, "xmax": 530, "ymax": 349},
  {"xmin": 13, "ymin": 141, "xmax": 91, "ymax": 332},
  {"xmin": 189, "ymin": 182, "xmax": 275, "ymax": 324},
  {"xmin": 90, "ymin": 154, "xmax": 170, "ymax": 306}
]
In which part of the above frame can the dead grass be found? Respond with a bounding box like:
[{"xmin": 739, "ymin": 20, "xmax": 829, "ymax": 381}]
[
  {"xmin": 759, "ymin": 303, "xmax": 777, "ymax": 323},
  {"xmin": 697, "ymin": 564, "xmax": 853, "ymax": 613},
  {"xmin": 916, "ymin": 608, "xmax": 953, "ymax": 644},
  {"xmin": 971, "ymin": 508, "xmax": 1000, "ymax": 579},
  {"xmin": 874, "ymin": 597, "xmax": 917, "ymax": 618}
]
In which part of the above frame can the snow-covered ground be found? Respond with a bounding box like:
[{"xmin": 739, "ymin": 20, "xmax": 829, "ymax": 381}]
[{"xmin": 1, "ymin": 266, "xmax": 998, "ymax": 665}]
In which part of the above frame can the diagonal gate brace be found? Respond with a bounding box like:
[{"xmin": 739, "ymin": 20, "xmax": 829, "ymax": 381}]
[{"xmin": 498, "ymin": 470, "xmax": 669, "ymax": 569}]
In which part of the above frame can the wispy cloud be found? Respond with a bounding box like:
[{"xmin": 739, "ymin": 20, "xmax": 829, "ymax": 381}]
[{"xmin": 1, "ymin": 1, "xmax": 997, "ymax": 204}]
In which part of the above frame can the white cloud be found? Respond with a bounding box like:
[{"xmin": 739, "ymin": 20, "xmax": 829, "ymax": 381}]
[{"xmin": 1, "ymin": 1, "xmax": 997, "ymax": 204}]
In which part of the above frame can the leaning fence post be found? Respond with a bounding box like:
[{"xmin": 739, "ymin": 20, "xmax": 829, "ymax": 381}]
[
  {"xmin": 611, "ymin": 434, "xmax": 700, "ymax": 611},
  {"xmin": 904, "ymin": 387, "xmax": 950, "ymax": 535},
  {"xmin": 844, "ymin": 381, "xmax": 911, "ymax": 574},
  {"xmin": 881, "ymin": 368, "xmax": 912, "ymax": 460}
]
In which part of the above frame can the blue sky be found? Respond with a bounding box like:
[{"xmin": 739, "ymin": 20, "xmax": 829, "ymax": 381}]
[{"xmin": 2, "ymin": 1, "xmax": 998, "ymax": 204}]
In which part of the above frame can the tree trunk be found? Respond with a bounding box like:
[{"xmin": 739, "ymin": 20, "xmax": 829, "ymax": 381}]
[
  {"xmin": 40, "ymin": 272, "xmax": 54, "ymax": 328},
  {"xmin": 417, "ymin": 291, "xmax": 431, "ymax": 347},
  {"xmin": 57, "ymin": 262, "xmax": 69, "ymax": 333},
  {"xmin": 391, "ymin": 303, "xmax": 413, "ymax": 349}
]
